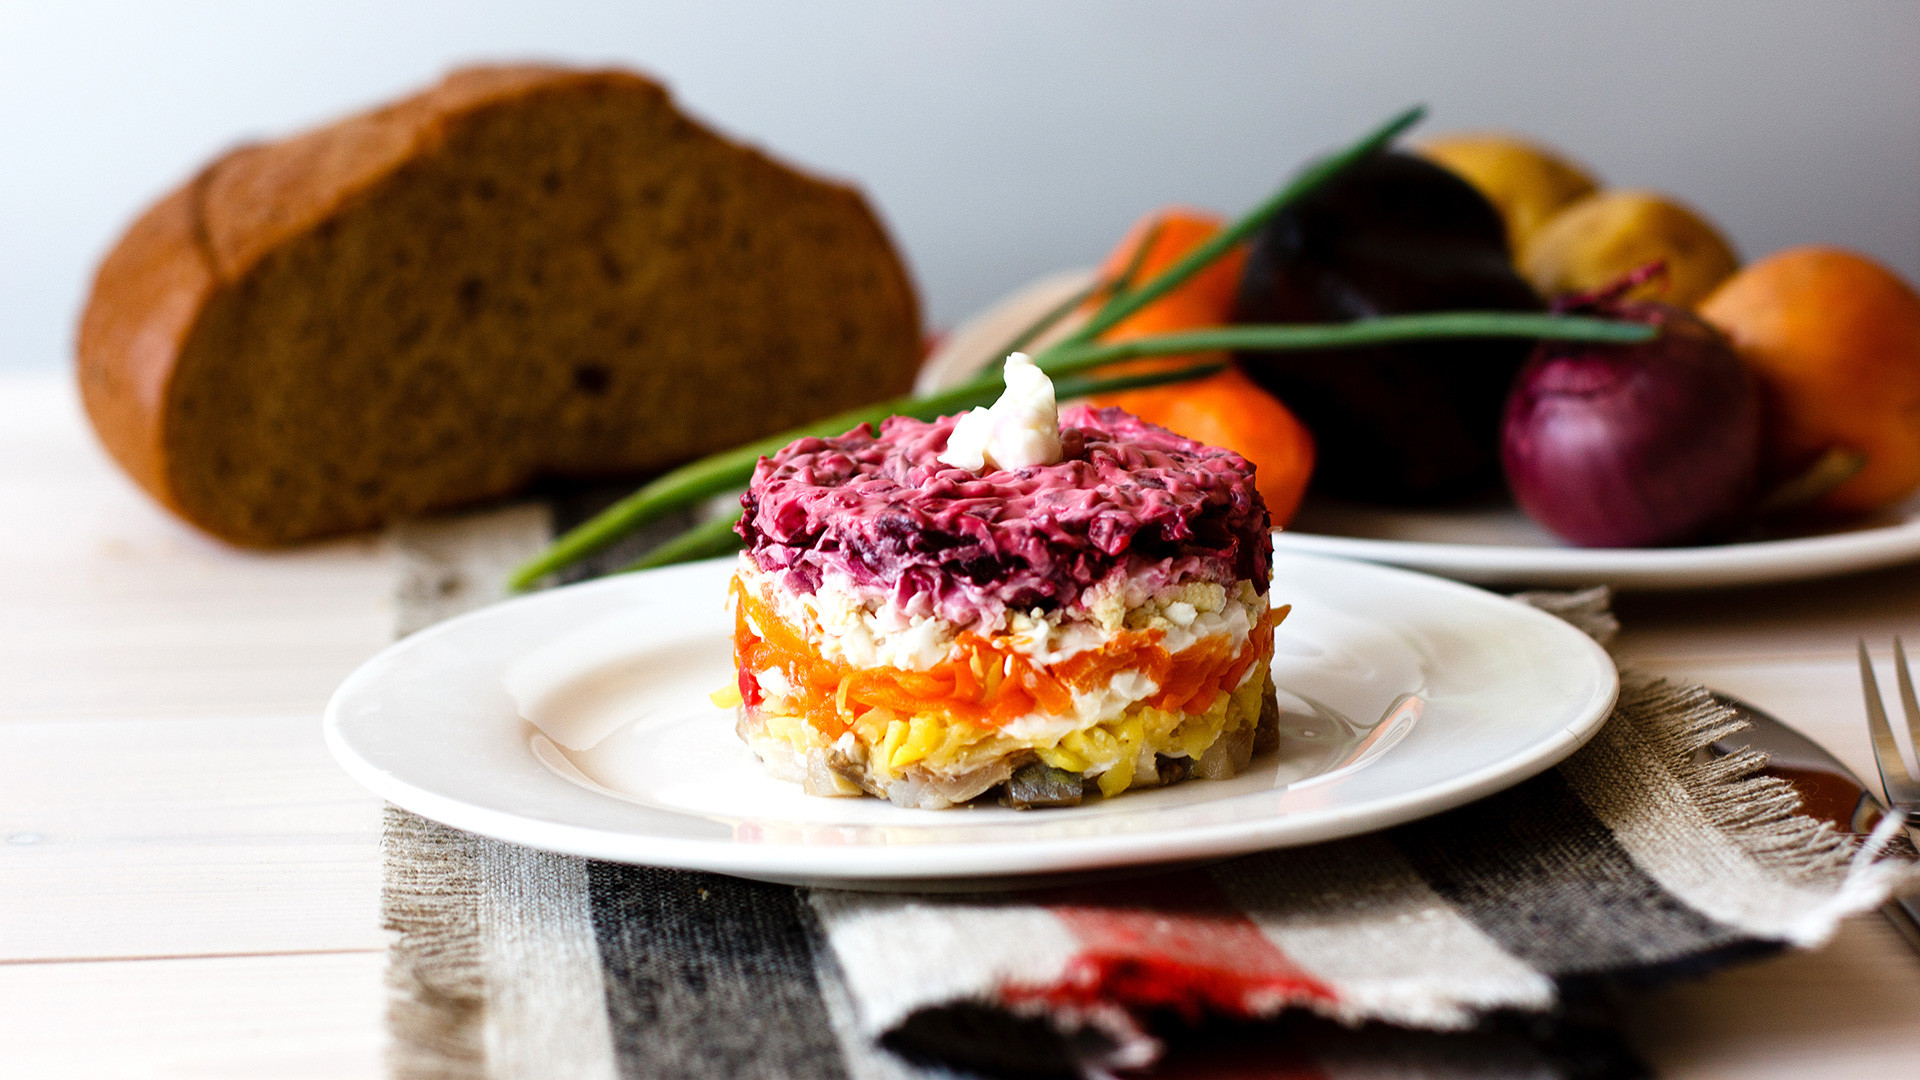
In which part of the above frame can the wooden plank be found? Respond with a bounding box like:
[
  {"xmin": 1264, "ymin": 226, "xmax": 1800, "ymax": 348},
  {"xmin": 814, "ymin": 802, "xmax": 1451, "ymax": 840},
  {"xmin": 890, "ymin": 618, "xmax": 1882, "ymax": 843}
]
[
  {"xmin": 0, "ymin": 951, "xmax": 383, "ymax": 1080},
  {"xmin": 0, "ymin": 375, "xmax": 402, "ymax": 722},
  {"xmin": 1624, "ymin": 914, "xmax": 1920, "ymax": 1080},
  {"xmin": 0, "ymin": 373, "xmax": 91, "ymax": 471},
  {"xmin": 1616, "ymin": 561, "xmax": 1920, "ymax": 665},
  {"xmin": 0, "ymin": 714, "xmax": 384, "ymax": 961},
  {"xmin": 0, "ymin": 605, "xmax": 396, "ymax": 722}
]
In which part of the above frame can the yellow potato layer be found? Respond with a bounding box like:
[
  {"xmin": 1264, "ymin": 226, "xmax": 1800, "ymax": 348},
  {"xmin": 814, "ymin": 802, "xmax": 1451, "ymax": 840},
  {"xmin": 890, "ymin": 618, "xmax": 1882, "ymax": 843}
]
[{"xmin": 749, "ymin": 664, "xmax": 1268, "ymax": 787}]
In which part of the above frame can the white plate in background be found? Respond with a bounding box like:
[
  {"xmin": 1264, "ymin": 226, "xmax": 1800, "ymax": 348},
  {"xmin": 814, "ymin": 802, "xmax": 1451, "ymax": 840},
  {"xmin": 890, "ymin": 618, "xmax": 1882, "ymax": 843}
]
[{"xmin": 1274, "ymin": 496, "xmax": 1920, "ymax": 591}]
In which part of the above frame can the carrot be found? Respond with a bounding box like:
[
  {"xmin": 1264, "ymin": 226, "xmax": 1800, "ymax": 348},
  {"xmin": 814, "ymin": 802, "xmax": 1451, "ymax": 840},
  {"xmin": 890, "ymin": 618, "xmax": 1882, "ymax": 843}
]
[
  {"xmin": 1084, "ymin": 209, "xmax": 1317, "ymax": 526},
  {"xmin": 731, "ymin": 586, "xmax": 1275, "ymax": 737}
]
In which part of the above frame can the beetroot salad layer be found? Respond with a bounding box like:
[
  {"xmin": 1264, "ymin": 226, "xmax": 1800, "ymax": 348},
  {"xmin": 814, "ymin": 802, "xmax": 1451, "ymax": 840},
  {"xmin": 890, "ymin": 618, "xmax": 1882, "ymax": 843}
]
[{"xmin": 737, "ymin": 404, "xmax": 1271, "ymax": 628}]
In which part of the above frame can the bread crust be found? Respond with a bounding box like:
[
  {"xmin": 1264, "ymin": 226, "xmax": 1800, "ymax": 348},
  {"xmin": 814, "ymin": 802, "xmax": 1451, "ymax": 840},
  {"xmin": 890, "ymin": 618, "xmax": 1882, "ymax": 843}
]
[
  {"xmin": 78, "ymin": 175, "xmax": 213, "ymax": 526},
  {"xmin": 77, "ymin": 64, "xmax": 920, "ymax": 545}
]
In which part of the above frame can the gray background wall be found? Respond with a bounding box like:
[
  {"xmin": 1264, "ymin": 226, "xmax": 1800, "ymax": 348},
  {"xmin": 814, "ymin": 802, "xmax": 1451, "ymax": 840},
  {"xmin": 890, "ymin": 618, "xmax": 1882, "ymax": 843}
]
[{"xmin": 3, "ymin": 0, "xmax": 1916, "ymax": 371}]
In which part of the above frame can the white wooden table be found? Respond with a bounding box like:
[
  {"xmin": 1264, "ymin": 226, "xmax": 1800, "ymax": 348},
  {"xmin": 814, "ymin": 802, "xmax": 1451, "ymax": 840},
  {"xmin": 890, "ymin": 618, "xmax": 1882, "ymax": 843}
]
[{"xmin": 3, "ymin": 370, "xmax": 1916, "ymax": 1078}]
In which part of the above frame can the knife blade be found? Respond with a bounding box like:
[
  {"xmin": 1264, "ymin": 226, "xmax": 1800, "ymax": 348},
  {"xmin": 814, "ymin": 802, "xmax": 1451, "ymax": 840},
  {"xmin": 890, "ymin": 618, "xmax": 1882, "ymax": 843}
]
[{"xmin": 1709, "ymin": 691, "xmax": 1920, "ymax": 954}]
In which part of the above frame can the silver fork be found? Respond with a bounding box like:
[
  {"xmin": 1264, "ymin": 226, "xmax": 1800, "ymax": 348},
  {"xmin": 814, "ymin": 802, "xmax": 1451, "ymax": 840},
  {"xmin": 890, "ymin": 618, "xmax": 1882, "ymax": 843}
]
[{"xmin": 1857, "ymin": 637, "xmax": 1920, "ymax": 833}]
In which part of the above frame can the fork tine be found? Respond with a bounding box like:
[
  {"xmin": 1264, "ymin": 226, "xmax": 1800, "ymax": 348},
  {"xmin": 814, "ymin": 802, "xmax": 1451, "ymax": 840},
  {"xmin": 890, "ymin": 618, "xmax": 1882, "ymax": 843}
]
[
  {"xmin": 1895, "ymin": 637, "xmax": 1920, "ymax": 778},
  {"xmin": 1860, "ymin": 639, "xmax": 1920, "ymax": 807}
]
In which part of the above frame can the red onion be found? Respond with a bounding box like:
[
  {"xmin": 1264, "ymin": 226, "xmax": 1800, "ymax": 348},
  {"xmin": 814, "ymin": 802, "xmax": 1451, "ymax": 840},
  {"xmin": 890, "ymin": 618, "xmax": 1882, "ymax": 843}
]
[{"xmin": 1501, "ymin": 299, "xmax": 1761, "ymax": 548}]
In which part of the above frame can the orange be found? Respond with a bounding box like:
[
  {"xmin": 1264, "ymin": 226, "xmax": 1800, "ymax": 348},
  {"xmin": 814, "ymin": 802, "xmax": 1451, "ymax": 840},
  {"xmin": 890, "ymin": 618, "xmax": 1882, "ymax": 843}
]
[{"xmin": 1700, "ymin": 247, "xmax": 1920, "ymax": 513}]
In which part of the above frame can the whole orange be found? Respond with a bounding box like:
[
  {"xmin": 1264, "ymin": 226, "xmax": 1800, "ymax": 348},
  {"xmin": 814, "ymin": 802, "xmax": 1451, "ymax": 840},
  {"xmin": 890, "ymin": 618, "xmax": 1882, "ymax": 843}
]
[{"xmin": 1700, "ymin": 247, "xmax": 1920, "ymax": 512}]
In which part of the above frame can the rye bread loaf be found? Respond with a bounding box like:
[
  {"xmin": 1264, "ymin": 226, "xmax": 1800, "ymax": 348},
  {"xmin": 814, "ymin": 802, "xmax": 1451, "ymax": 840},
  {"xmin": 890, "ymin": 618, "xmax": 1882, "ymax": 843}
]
[{"xmin": 78, "ymin": 64, "xmax": 922, "ymax": 546}]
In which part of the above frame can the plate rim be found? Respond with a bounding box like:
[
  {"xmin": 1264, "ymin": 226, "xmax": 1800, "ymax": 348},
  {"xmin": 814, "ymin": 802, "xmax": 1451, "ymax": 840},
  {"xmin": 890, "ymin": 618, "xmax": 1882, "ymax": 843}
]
[
  {"xmin": 1272, "ymin": 508, "xmax": 1920, "ymax": 590},
  {"xmin": 325, "ymin": 552, "xmax": 1619, "ymax": 881}
]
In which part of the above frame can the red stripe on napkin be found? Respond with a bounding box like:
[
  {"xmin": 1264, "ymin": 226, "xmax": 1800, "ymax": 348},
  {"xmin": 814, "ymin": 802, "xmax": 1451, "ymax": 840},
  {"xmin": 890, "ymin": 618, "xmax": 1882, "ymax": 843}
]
[{"xmin": 1005, "ymin": 873, "xmax": 1336, "ymax": 1023}]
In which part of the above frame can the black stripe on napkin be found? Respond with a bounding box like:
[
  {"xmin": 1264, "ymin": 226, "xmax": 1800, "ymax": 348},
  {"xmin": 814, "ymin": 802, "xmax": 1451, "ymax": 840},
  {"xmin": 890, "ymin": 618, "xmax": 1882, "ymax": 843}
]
[
  {"xmin": 587, "ymin": 863, "xmax": 847, "ymax": 1080},
  {"xmin": 1150, "ymin": 1010, "xmax": 1649, "ymax": 1080},
  {"xmin": 1388, "ymin": 769, "xmax": 1775, "ymax": 978},
  {"xmin": 559, "ymin": 492, "xmax": 860, "ymax": 1079}
]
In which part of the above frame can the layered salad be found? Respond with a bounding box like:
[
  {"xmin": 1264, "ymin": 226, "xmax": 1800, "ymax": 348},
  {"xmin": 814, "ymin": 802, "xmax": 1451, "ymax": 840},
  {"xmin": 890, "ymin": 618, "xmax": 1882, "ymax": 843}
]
[{"xmin": 722, "ymin": 354, "xmax": 1282, "ymax": 809}]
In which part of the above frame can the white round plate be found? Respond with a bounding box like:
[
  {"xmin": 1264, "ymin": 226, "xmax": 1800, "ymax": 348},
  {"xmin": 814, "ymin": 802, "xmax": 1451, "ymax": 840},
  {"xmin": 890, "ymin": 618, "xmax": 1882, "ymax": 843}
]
[
  {"xmin": 1275, "ymin": 496, "xmax": 1920, "ymax": 591},
  {"xmin": 325, "ymin": 551, "xmax": 1617, "ymax": 888}
]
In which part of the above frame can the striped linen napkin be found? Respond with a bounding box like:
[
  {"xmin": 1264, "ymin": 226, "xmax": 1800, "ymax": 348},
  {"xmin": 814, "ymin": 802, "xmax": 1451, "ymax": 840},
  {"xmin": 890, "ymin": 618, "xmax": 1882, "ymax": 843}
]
[{"xmin": 379, "ymin": 501, "xmax": 1912, "ymax": 1080}]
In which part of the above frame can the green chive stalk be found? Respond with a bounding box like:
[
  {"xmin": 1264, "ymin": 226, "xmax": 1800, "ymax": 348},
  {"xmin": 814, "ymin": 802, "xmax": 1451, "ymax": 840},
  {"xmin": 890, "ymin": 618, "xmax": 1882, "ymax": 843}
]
[
  {"xmin": 1053, "ymin": 104, "xmax": 1426, "ymax": 351},
  {"xmin": 1044, "ymin": 313, "xmax": 1652, "ymax": 369},
  {"xmin": 612, "ymin": 361, "xmax": 1234, "ymax": 573},
  {"xmin": 512, "ymin": 377, "xmax": 1023, "ymax": 589},
  {"xmin": 622, "ymin": 507, "xmax": 748, "ymax": 572}
]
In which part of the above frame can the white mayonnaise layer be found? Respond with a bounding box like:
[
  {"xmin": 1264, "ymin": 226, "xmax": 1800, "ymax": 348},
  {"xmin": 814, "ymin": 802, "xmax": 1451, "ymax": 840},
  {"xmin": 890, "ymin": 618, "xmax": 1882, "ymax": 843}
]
[{"xmin": 737, "ymin": 559, "xmax": 1264, "ymax": 680}]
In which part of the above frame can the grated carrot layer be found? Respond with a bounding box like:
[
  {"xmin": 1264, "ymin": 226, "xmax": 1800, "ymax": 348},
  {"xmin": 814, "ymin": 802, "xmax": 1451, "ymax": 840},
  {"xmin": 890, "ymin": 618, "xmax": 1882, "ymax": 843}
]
[{"xmin": 730, "ymin": 576, "xmax": 1282, "ymax": 741}]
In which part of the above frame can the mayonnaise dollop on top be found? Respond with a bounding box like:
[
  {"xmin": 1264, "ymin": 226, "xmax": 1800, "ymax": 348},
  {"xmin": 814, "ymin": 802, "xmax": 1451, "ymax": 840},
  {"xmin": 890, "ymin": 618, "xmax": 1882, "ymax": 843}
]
[{"xmin": 937, "ymin": 352, "xmax": 1063, "ymax": 472}]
